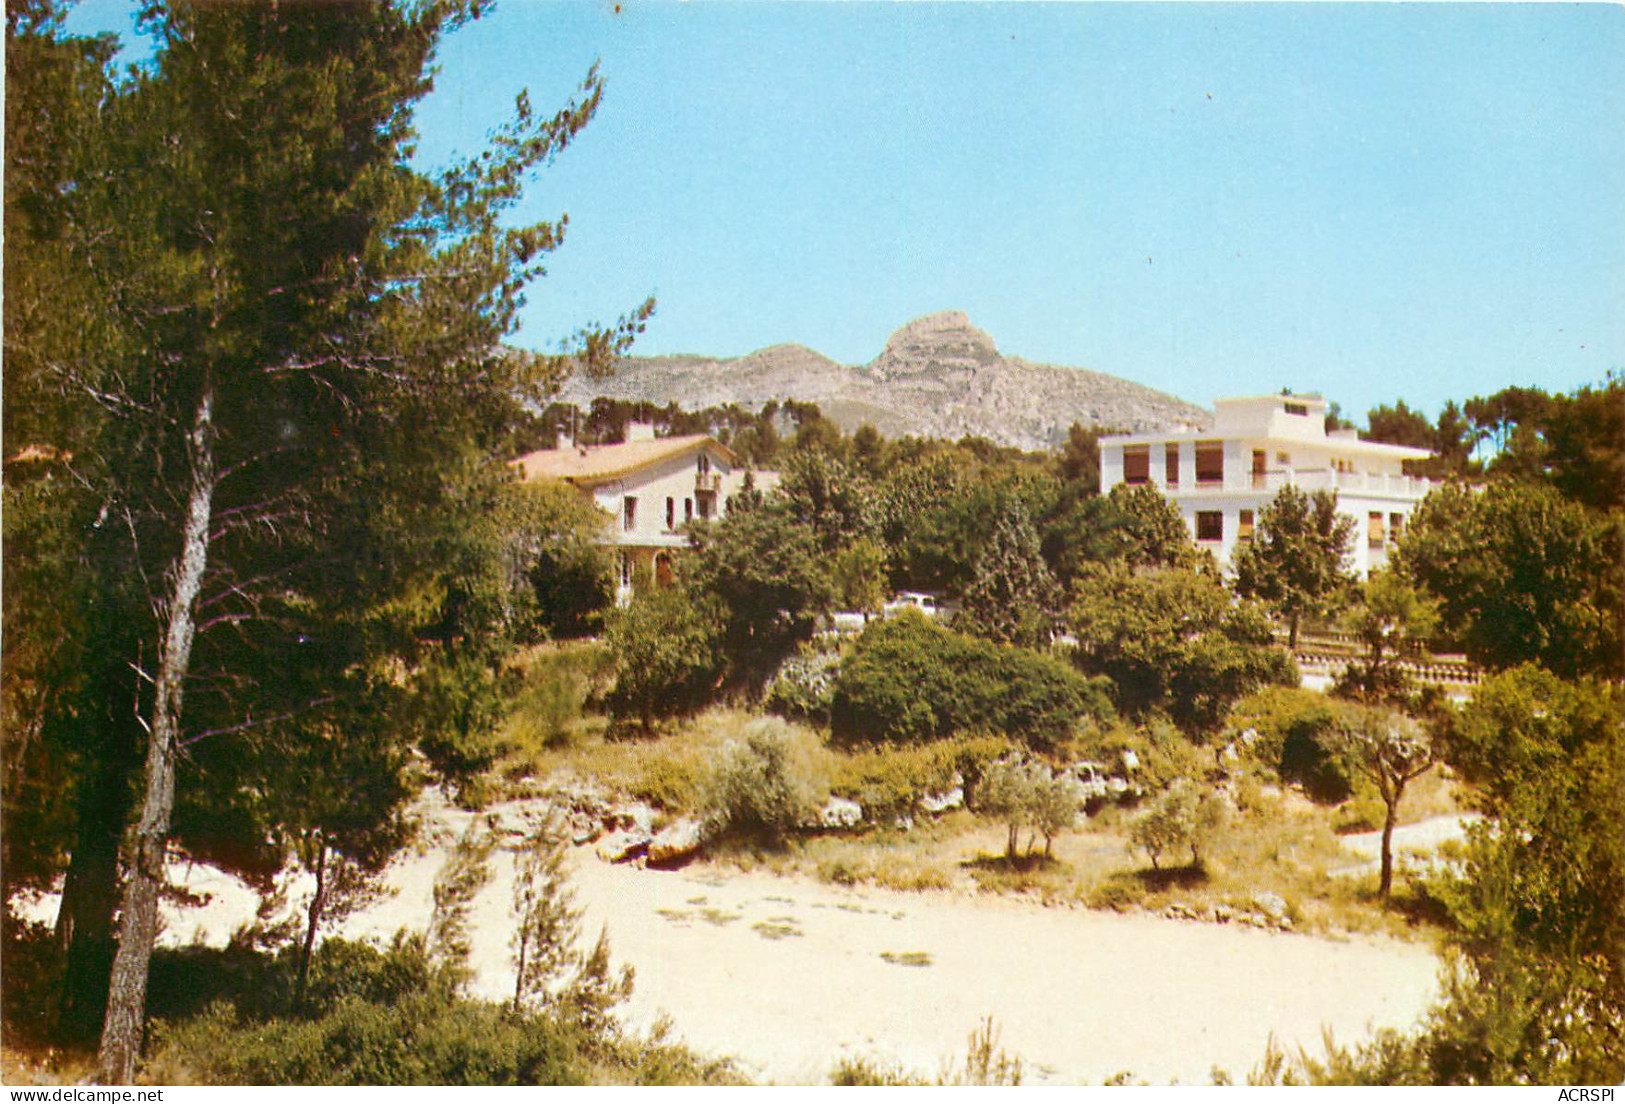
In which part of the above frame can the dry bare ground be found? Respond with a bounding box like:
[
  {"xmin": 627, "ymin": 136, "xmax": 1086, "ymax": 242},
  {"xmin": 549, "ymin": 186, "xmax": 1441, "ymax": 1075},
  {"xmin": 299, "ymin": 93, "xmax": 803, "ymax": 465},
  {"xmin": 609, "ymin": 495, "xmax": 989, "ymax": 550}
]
[{"xmin": 12, "ymin": 789, "xmax": 1441, "ymax": 1085}]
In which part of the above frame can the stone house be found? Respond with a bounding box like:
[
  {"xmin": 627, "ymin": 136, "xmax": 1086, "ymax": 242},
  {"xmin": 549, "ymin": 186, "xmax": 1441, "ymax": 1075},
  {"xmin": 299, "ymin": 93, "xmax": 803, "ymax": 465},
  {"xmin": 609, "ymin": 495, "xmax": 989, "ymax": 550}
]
[{"xmin": 511, "ymin": 424, "xmax": 778, "ymax": 604}]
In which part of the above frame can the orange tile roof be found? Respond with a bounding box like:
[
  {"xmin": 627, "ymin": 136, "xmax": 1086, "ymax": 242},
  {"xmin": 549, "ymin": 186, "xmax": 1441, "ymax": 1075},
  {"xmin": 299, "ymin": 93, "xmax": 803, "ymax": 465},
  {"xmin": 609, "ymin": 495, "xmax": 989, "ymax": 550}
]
[{"xmin": 510, "ymin": 434, "xmax": 738, "ymax": 485}]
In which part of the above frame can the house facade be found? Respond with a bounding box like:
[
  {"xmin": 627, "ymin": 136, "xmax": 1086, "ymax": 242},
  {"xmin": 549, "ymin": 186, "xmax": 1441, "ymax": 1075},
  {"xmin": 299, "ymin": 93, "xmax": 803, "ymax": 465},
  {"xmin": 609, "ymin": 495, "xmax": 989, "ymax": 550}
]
[
  {"xmin": 512, "ymin": 424, "xmax": 778, "ymax": 604},
  {"xmin": 1098, "ymin": 393, "xmax": 1433, "ymax": 577}
]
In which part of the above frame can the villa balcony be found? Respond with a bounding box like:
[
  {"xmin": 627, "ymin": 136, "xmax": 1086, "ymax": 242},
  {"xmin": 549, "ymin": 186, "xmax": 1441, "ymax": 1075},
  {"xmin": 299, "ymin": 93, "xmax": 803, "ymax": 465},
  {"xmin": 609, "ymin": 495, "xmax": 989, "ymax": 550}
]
[
  {"xmin": 696, "ymin": 472, "xmax": 722, "ymax": 493},
  {"xmin": 1202, "ymin": 468, "xmax": 1433, "ymax": 500}
]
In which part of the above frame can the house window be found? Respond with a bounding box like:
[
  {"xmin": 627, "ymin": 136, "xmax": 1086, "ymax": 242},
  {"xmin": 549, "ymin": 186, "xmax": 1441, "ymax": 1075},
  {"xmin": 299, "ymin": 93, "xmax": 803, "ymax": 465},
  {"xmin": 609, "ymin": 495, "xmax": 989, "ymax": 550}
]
[
  {"xmin": 1389, "ymin": 512, "xmax": 1404, "ymax": 544},
  {"xmin": 623, "ymin": 496, "xmax": 638, "ymax": 532},
  {"xmin": 684, "ymin": 498, "xmax": 693, "ymax": 523},
  {"xmin": 618, "ymin": 552, "xmax": 633, "ymax": 588},
  {"xmin": 1284, "ymin": 402, "xmax": 1309, "ymax": 417},
  {"xmin": 1195, "ymin": 442, "xmax": 1224, "ymax": 484},
  {"xmin": 666, "ymin": 497, "xmax": 675, "ymax": 530},
  {"xmin": 1165, "ymin": 445, "xmax": 1180, "ymax": 486},
  {"xmin": 1196, "ymin": 511, "xmax": 1223, "ymax": 542},
  {"xmin": 1368, "ymin": 512, "xmax": 1385, "ymax": 549},
  {"xmin": 1123, "ymin": 445, "xmax": 1150, "ymax": 485},
  {"xmin": 1238, "ymin": 509, "xmax": 1255, "ymax": 542},
  {"xmin": 697, "ymin": 453, "xmax": 711, "ymax": 476},
  {"xmin": 696, "ymin": 491, "xmax": 714, "ymax": 520}
]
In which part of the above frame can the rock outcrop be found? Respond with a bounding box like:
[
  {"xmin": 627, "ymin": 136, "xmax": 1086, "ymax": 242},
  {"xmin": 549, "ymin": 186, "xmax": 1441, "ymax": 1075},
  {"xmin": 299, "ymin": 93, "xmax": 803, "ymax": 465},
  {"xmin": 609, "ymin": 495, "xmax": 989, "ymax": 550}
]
[{"xmin": 551, "ymin": 311, "xmax": 1209, "ymax": 452}]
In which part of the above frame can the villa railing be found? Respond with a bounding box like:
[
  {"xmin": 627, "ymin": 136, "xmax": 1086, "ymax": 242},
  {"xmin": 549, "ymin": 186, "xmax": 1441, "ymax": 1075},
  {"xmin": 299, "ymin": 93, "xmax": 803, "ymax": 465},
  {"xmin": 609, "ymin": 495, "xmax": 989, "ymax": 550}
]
[{"xmin": 1238, "ymin": 468, "xmax": 1431, "ymax": 498}]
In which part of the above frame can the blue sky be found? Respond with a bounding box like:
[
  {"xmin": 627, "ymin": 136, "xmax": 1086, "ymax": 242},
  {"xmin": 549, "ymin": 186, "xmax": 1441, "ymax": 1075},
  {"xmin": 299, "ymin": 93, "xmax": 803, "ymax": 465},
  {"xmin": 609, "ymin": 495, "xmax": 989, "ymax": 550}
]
[{"xmin": 65, "ymin": 2, "xmax": 1625, "ymax": 422}]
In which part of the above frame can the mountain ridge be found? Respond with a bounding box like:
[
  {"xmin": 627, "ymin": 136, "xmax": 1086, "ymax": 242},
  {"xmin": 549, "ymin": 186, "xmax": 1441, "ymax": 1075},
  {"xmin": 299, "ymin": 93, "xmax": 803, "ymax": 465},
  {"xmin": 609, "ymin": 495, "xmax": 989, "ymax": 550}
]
[{"xmin": 552, "ymin": 311, "xmax": 1211, "ymax": 451}]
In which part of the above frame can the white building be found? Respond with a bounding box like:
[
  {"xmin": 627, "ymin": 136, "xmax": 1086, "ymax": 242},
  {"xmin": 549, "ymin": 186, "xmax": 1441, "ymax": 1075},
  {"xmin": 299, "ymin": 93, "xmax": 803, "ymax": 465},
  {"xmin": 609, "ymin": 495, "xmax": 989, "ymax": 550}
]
[
  {"xmin": 1098, "ymin": 393, "xmax": 1433, "ymax": 577},
  {"xmin": 512, "ymin": 424, "xmax": 779, "ymax": 603}
]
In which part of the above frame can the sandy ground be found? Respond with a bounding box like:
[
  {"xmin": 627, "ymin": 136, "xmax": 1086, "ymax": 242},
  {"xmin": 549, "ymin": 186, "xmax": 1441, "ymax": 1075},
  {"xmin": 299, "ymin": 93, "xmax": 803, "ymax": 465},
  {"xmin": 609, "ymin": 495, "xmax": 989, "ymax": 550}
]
[
  {"xmin": 1329, "ymin": 814, "xmax": 1481, "ymax": 879},
  {"xmin": 13, "ymin": 792, "xmax": 1443, "ymax": 1086}
]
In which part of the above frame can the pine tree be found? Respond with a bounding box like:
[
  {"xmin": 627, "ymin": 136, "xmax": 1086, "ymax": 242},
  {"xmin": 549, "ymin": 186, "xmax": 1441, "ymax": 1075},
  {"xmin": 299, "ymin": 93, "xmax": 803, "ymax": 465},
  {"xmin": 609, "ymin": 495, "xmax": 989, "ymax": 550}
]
[
  {"xmin": 958, "ymin": 505, "xmax": 1062, "ymax": 650},
  {"xmin": 1231, "ymin": 485, "xmax": 1356, "ymax": 649},
  {"xmin": 0, "ymin": 2, "xmax": 651, "ymax": 1080}
]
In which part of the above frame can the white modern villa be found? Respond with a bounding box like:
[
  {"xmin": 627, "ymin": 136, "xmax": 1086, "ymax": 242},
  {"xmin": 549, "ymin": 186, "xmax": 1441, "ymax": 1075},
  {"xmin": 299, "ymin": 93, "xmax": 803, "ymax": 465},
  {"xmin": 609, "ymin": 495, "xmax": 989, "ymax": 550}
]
[
  {"xmin": 512, "ymin": 424, "xmax": 778, "ymax": 604},
  {"xmin": 1099, "ymin": 393, "xmax": 1433, "ymax": 577}
]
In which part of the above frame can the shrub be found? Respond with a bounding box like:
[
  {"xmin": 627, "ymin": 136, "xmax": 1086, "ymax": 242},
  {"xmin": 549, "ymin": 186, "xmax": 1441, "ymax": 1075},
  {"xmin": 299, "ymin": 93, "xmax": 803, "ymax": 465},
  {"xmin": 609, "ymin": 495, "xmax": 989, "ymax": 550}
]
[
  {"xmin": 148, "ymin": 993, "xmax": 588, "ymax": 1085},
  {"xmin": 503, "ymin": 645, "xmax": 611, "ymax": 750},
  {"xmin": 827, "ymin": 734, "xmax": 1014, "ymax": 821},
  {"xmin": 1129, "ymin": 779, "xmax": 1223, "ymax": 870},
  {"xmin": 604, "ymin": 588, "xmax": 723, "ymax": 733},
  {"xmin": 705, "ymin": 718, "xmax": 824, "ymax": 841},
  {"xmin": 830, "ymin": 612, "xmax": 1109, "ymax": 749},
  {"xmin": 1230, "ymin": 687, "xmax": 1356, "ymax": 802},
  {"xmin": 764, "ymin": 640, "xmax": 842, "ymax": 724},
  {"xmin": 973, "ymin": 757, "xmax": 1084, "ymax": 861}
]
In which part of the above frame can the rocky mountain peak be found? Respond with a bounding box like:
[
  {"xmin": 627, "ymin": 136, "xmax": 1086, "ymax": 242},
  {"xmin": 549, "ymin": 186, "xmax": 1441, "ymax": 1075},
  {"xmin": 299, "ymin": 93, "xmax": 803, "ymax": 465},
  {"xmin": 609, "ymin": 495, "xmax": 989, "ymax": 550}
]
[{"xmin": 869, "ymin": 310, "xmax": 1001, "ymax": 381}]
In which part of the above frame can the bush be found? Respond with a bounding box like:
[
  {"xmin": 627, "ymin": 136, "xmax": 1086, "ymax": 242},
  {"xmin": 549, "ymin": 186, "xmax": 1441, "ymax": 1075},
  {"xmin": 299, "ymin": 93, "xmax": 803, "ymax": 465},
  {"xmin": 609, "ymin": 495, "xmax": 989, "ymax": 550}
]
[
  {"xmin": 705, "ymin": 718, "xmax": 825, "ymax": 841},
  {"xmin": 973, "ymin": 757, "xmax": 1084, "ymax": 861},
  {"xmin": 145, "ymin": 936, "xmax": 585, "ymax": 1085},
  {"xmin": 1229, "ymin": 687, "xmax": 1356, "ymax": 802},
  {"xmin": 827, "ymin": 734, "xmax": 1014, "ymax": 821},
  {"xmin": 830, "ymin": 612, "xmax": 1110, "ymax": 750},
  {"xmin": 764, "ymin": 640, "xmax": 842, "ymax": 724},
  {"xmin": 503, "ymin": 645, "xmax": 611, "ymax": 750},
  {"xmin": 604, "ymin": 588, "xmax": 723, "ymax": 733},
  {"xmin": 1129, "ymin": 779, "xmax": 1223, "ymax": 870},
  {"xmin": 149, "ymin": 994, "xmax": 587, "ymax": 1085}
]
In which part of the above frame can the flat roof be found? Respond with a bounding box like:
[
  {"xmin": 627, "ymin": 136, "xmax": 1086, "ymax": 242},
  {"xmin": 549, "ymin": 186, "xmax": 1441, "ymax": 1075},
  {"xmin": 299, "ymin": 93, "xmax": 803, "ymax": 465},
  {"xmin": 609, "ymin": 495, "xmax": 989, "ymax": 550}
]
[{"xmin": 1099, "ymin": 430, "xmax": 1433, "ymax": 460}]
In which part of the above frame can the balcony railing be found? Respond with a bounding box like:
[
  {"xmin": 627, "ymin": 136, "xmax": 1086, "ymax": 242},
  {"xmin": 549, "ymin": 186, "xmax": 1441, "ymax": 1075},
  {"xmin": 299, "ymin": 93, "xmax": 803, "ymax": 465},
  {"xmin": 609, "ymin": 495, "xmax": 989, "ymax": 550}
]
[
  {"xmin": 696, "ymin": 472, "xmax": 722, "ymax": 493},
  {"xmin": 1201, "ymin": 467, "xmax": 1431, "ymax": 499}
]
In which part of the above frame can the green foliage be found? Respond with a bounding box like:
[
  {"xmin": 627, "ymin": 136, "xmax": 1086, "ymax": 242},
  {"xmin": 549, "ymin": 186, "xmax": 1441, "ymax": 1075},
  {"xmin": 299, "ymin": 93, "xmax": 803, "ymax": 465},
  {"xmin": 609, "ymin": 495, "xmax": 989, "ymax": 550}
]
[
  {"xmin": 1326, "ymin": 705, "xmax": 1434, "ymax": 897},
  {"xmin": 148, "ymin": 988, "xmax": 587, "ymax": 1086},
  {"xmin": 1100, "ymin": 483, "xmax": 1205, "ymax": 571},
  {"xmin": 973, "ymin": 757, "xmax": 1083, "ymax": 860},
  {"xmin": 1395, "ymin": 480, "xmax": 1624, "ymax": 678},
  {"xmin": 1334, "ymin": 569, "xmax": 1442, "ymax": 706},
  {"xmin": 1129, "ymin": 779, "xmax": 1223, "ymax": 870},
  {"xmin": 957, "ymin": 503, "xmax": 1063, "ymax": 649},
  {"xmin": 409, "ymin": 652, "xmax": 512, "ymax": 784},
  {"xmin": 705, "ymin": 718, "xmax": 824, "ymax": 841},
  {"xmin": 829, "ymin": 537, "xmax": 889, "ymax": 614},
  {"xmin": 775, "ymin": 449, "xmax": 877, "ymax": 552},
  {"xmin": 684, "ymin": 505, "xmax": 836, "ymax": 692},
  {"xmin": 1039, "ymin": 480, "xmax": 1199, "ymax": 591},
  {"xmin": 1258, "ymin": 671, "xmax": 1625, "ymax": 1083},
  {"xmin": 511, "ymin": 825, "xmax": 634, "ymax": 1033},
  {"xmin": 1443, "ymin": 664, "xmax": 1622, "ymax": 818},
  {"xmin": 830, "ymin": 1056, "xmax": 927, "ymax": 1086},
  {"xmin": 1069, "ymin": 565, "xmax": 1297, "ymax": 738},
  {"xmin": 427, "ymin": 824, "xmax": 494, "ymax": 972},
  {"xmin": 604, "ymin": 588, "xmax": 724, "ymax": 733},
  {"xmin": 764, "ymin": 640, "xmax": 843, "ymax": 725},
  {"xmin": 828, "ymin": 735, "xmax": 1015, "ymax": 821},
  {"xmin": 1231, "ymin": 485, "xmax": 1357, "ymax": 647},
  {"xmin": 510, "ymin": 480, "xmax": 615, "ymax": 640},
  {"xmin": 1278, "ymin": 713, "xmax": 1357, "ymax": 805},
  {"xmin": 831, "ymin": 613, "xmax": 1110, "ymax": 750},
  {"xmin": 502, "ymin": 645, "xmax": 610, "ymax": 750}
]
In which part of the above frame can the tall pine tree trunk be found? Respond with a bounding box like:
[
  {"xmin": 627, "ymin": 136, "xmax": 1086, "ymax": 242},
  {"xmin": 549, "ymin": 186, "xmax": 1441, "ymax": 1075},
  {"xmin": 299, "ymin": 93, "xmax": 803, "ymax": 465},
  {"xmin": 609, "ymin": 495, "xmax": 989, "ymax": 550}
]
[
  {"xmin": 295, "ymin": 840, "xmax": 327, "ymax": 1013},
  {"xmin": 57, "ymin": 651, "xmax": 142, "ymax": 1043},
  {"xmin": 55, "ymin": 749, "xmax": 134, "ymax": 1042},
  {"xmin": 97, "ymin": 381, "xmax": 215, "ymax": 1084}
]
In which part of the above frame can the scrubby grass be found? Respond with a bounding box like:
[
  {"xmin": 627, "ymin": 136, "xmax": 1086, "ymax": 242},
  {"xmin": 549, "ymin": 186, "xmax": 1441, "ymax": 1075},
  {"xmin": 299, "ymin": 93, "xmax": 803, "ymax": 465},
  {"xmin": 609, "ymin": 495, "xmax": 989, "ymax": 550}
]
[{"xmin": 489, "ymin": 654, "xmax": 1459, "ymax": 944}]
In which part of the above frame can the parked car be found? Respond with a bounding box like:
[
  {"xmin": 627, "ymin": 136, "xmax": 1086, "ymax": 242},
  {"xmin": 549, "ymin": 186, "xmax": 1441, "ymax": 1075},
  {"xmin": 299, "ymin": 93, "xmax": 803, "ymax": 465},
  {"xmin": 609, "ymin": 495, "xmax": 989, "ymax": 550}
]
[{"xmin": 882, "ymin": 591, "xmax": 959, "ymax": 622}]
